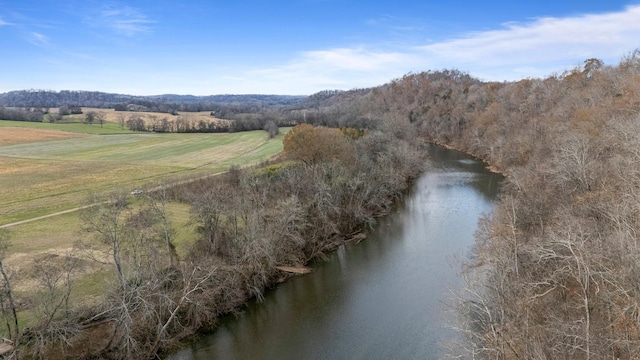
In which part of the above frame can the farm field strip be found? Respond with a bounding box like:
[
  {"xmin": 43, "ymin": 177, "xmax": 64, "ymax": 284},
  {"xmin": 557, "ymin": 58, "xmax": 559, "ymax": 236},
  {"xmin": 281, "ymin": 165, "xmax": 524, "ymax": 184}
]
[
  {"xmin": 0, "ymin": 119, "xmax": 133, "ymax": 134},
  {"xmin": 0, "ymin": 158, "xmax": 184, "ymax": 223},
  {"xmin": 0, "ymin": 131, "xmax": 268, "ymax": 163},
  {"xmin": 0, "ymin": 124, "xmax": 285, "ymax": 225},
  {"xmin": 0, "ymin": 127, "xmax": 86, "ymax": 146}
]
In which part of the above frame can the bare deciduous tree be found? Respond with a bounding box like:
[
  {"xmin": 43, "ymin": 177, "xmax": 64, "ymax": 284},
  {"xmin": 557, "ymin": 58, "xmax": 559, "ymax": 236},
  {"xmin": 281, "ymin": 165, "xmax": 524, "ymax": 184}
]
[
  {"xmin": 80, "ymin": 192, "xmax": 130, "ymax": 291},
  {"xmin": 28, "ymin": 252, "xmax": 80, "ymax": 357},
  {"xmin": 0, "ymin": 230, "xmax": 18, "ymax": 346}
]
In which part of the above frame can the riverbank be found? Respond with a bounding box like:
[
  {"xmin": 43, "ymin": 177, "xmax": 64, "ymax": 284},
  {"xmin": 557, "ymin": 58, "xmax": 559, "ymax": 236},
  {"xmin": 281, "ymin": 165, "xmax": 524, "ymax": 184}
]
[
  {"xmin": 166, "ymin": 143, "xmax": 502, "ymax": 359},
  {"xmin": 426, "ymin": 138, "xmax": 507, "ymax": 176}
]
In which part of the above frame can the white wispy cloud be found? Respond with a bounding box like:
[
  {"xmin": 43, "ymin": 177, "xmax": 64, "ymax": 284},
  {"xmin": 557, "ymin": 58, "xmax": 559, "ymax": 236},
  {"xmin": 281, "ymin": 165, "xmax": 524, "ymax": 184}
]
[
  {"xmin": 0, "ymin": 18, "xmax": 9, "ymax": 26},
  {"xmin": 228, "ymin": 47, "xmax": 415, "ymax": 93},
  {"xmin": 239, "ymin": 4, "xmax": 640, "ymax": 93},
  {"xmin": 91, "ymin": 5, "xmax": 153, "ymax": 37},
  {"xmin": 417, "ymin": 4, "xmax": 640, "ymax": 80},
  {"xmin": 27, "ymin": 32, "xmax": 48, "ymax": 47},
  {"xmin": 298, "ymin": 47, "xmax": 408, "ymax": 72},
  {"xmin": 365, "ymin": 14, "xmax": 424, "ymax": 33},
  {"xmin": 22, "ymin": 4, "xmax": 639, "ymax": 95}
]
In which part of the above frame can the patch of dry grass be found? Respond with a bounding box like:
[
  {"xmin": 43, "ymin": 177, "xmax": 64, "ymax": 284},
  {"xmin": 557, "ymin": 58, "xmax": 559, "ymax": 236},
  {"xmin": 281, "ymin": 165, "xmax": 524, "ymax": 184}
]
[{"xmin": 0, "ymin": 127, "xmax": 85, "ymax": 146}]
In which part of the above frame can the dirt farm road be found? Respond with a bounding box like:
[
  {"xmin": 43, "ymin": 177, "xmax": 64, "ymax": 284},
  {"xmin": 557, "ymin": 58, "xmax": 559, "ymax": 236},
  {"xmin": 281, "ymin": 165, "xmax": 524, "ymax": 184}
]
[{"xmin": 0, "ymin": 204, "xmax": 96, "ymax": 229}]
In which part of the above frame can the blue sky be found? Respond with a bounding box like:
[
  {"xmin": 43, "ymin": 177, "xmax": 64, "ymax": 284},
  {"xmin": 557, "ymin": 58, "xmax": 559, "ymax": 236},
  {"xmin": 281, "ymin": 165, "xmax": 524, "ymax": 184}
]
[{"xmin": 1, "ymin": 0, "xmax": 639, "ymax": 95}]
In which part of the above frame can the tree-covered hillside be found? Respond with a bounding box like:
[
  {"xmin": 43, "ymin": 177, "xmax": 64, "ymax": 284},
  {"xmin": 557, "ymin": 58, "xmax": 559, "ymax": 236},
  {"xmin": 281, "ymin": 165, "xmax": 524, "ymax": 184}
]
[{"xmin": 305, "ymin": 51, "xmax": 640, "ymax": 359}]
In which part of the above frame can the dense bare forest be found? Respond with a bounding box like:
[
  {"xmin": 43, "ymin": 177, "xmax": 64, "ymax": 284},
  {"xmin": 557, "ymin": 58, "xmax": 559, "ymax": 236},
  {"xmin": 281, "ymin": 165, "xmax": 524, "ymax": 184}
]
[{"xmin": 311, "ymin": 52, "xmax": 640, "ymax": 358}]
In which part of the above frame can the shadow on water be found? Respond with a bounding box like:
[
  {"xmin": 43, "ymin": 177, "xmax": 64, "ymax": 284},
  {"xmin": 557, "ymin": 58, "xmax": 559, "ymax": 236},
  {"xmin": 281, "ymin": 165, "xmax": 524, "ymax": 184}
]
[
  {"xmin": 168, "ymin": 145, "xmax": 503, "ymax": 360},
  {"xmin": 426, "ymin": 143, "xmax": 502, "ymax": 201}
]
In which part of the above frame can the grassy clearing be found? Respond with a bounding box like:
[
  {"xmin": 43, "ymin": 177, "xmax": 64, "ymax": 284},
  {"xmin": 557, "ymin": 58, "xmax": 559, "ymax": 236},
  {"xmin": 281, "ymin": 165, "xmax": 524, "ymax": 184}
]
[
  {"xmin": 0, "ymin": 125, "xmax": 288, "ymax": 225},
  {"xmin": 3, "ymin": 211, "xmax": 81, "ymax": 255},
  {"xmin": 4, "ymin": 196, "xmax": 197, "ymax": 330},
  {"xmin": 0, "ymin": 127, "xmax": 86, "ymax": 146},
  {"xmin": 168, "ymin": 202, "xmax": 199, "ymax": 257},
  {"xmin": 0, "ymin": 119, "xmax": 133, "ymax": 134}
]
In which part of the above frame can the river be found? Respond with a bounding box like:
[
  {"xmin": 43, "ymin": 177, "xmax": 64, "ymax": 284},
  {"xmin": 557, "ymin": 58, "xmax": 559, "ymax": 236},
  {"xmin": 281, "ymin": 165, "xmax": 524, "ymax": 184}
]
[{"xmin": 167, "ymin": 145, "xmax": 502, "ymax": 360}]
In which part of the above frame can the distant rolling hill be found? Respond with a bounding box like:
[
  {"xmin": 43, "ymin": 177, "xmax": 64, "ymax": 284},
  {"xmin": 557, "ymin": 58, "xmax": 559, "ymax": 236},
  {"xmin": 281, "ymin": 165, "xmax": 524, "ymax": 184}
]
[{"xmin": 0, "ymin": 90, "xmax": 306, "ymax": 108}]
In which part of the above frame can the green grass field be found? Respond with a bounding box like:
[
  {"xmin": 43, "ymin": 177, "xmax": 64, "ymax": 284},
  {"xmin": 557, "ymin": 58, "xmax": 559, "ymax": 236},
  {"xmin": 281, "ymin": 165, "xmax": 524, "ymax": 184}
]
[
  {"xmin": 0, "ymin": 121, "xmax": 287, "ymax": 225},
  {"xmin": 0, "ymin": 118, "xmax": 133, "ymax": 134}
]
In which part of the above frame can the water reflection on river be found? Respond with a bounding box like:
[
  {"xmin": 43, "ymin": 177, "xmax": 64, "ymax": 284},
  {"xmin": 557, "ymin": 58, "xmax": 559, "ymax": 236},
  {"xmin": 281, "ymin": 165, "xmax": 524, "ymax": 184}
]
[{"xmin": 168, "ymin": 145, "xmax": 502, "ymax": 360}]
